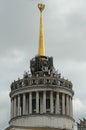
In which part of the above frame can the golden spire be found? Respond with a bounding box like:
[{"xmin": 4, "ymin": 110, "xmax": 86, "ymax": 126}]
[{"xmin": 38, "ymin": 3, "xmax": 45, "ymax": 56}]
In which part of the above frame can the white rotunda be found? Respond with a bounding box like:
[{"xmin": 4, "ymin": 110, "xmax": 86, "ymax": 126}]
[{"xmin": 5, "ymin": 3, "xmax": 74, "ymax": 130}]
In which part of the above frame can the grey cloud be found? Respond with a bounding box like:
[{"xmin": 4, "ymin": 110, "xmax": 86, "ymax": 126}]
[
  {"xmin": 0, "ymin": 91, "xmax": 10, "ymax": 130},
  {"xmin": 43, "ymin": 0, "xmax": 86, "ymax": 61},
  {"xmin": 73, "ymin": 98, "xmax": 86, "ymax": 122}
]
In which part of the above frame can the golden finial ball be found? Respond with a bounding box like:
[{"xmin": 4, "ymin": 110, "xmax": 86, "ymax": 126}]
[{"xmin": 38, "ymin": 3, "xmax": 45, "ymax": 12}]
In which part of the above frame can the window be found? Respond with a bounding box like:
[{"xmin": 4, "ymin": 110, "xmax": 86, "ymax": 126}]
[
  {"xmin": 20, "ymin": 95, "xmax": 23, "ymax": 115},
  {"xmin": 32, "ymin": 99, "xmax": 36, "ymax": 113},
  {"xmin": 46, "ymin": 99, "xmax": 50, "ymax": 113},
  {"xmin": 24, "ymin": 80, "xmax": 28, "ymax": 86},
  {"xmin": 46, "ymin": 92, "xmax": 50, "ymax": 113},
  {"xmin": 53, "ymin": 93, "xmax": 56, "ymax": 113},
  {"xmin": 32, "ymin": 92, "xmax": 36, "ymax": 113},
  {"xmin": 59, "ymin": 93, "xmax": 62, "ymax": 114},
  {"xmin": 39, "ymin": 79, "xmax": 44, "ymax": 84}
]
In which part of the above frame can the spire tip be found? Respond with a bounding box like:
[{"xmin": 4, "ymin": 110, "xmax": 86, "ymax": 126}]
[{"xmin": 38, "ymin": 3, "xmax": 45, "ymax": 12}]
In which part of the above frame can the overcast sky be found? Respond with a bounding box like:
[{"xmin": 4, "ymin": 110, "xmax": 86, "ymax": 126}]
[{"xmin": 0, "ymin": 0, "xmax": 86, "ymax": 129}]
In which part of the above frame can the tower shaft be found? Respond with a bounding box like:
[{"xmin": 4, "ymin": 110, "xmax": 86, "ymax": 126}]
[{"xmin": 38, "ymin": 3, "xmax": 45, "ymax": 56}]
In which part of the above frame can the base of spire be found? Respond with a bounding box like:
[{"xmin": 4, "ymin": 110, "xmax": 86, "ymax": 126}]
[{"xmin": 30, "ymin": 55, "xmax": 54, "ymax": 76}]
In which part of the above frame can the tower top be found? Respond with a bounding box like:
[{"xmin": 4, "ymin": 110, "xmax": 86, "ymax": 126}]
[
  {"xmin": 38, "ymin": 3, "xmax": 45, "ymax": 56},
  {"xmin": 38, "ymin": 3, "xmax": 45, "ymax": 12}
]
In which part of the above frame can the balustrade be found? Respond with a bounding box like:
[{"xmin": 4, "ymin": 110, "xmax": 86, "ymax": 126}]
[{"xmin": 10, "ymin": 75, "xmax": 73, "ymax": 92}]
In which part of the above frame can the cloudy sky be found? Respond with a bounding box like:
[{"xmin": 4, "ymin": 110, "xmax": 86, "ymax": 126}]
[{"xmin": 0, "ymin": 0, "xmax": 86, "ymax": 129}]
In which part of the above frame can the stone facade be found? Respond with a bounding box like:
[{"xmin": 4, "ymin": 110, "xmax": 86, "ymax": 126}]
[{"xmin": 5, "ymin": 126, "xmax": 65, "ymax": 130}]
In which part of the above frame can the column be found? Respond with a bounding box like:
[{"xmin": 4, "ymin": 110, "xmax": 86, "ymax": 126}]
[
  {"xmin": 10, "ymin": 99, "xmax": 12, "ymax": 119},
  {"xmin": 56, "ymin": 92, "xmax": 60, "ymax": 114},
  {"xmin": 12, "ymin": 98, "xmax": 14, "ymax": 118},
  {"xmin": 40, "ymin": 95, "xmax": 43, "ymax": 114},
  {"xmin": 36, "ymin": 91, "xmax": 39, "ymax": 113},
  {"xmin": 68, "ymin": 95, "xmax": 70, "ymax": 116},
  {"xmin": 69, "ymin": 96, "xmax": 71, "ymax": 116},
  {"xmin": 11, "ymin": 99, "xmax": 13, "ymax": 118},
  {"xmin": 26, "ymin": 94, "xmax": 28, "ymax": 114},
  {"xmin": 18, "ymin": 95, "xmax": 20, "ymax": 116},
  {"xmin": 71, "ymin": 97, "xmax": 73, "ymax": 117},
  {"xmin": 66, "ymin": 95, "xmax": 69, "ymax": 115},
  {"xmin": 62, "ymin": 93, "xmax": 65, "ymax": 115},
  {"xmin": 23, "ymin": 93, "xmax": 26, "ymax": 115},
  {"xmin": 14, "ymin": 96, "xmax": 16, "ymax": 117},
  {"xmin": 50, "ymin": 91, "xmax": 53, "ymax": 113},
  {"xmin": 29, "ymin": 92, "xmax": 32, "ymax": 114},
  {"xmin": 43, "ymin": 91, "xmax": 46, "ymax": 113},
  {"xmin": 70, "ymin": 97, "xmax": 73, "ymax": 117}
]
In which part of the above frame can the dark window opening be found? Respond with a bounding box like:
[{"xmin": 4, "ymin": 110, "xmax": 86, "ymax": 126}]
[
  {"xmin": 24, "ymin": 80, "xmax": 28, "ymax": 86},
  {"xmin": 32, "ymin": 99, "xmax": 36, "ymax": 113},
  {"xmin": 59, "ymin": 93, "xmax": 62, "ymax": 114},
  {"xmin": 39, "ymin": 79, "xmax": 44, "ymax": 84},
  {"xmin": 52, "ymin": 80, "xmax": 57, "ymax": 85},
  {"xmin": 46, "ymin": 99, "xmax": 50, "ymax": 113}
]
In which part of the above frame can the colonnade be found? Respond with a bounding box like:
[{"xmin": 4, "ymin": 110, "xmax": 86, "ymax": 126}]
[{"xmin": 11, "ymin": 91, "xmax": 73, "ymax": 119}]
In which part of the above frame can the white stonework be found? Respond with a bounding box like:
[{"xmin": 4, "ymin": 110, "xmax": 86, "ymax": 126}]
[
  {"xmin": 8, "ymin": 85, "xmax": 74, "ymax": 130},
  {"xmin": 9, "ymin": 115, "xmax": 74, "ymax": 130}
]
